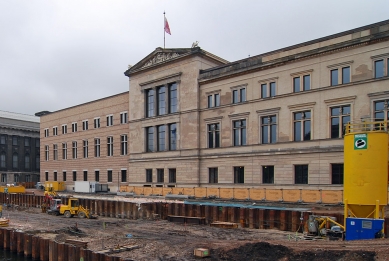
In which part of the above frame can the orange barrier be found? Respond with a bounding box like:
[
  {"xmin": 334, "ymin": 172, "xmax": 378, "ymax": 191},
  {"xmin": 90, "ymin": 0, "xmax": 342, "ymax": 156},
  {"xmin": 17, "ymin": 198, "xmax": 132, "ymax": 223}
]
[
  {"xmin": 133, "ymin": 187, "xmax": 144, "ymax": 195},
  {"xmin": 172, "ymin": 187, "xmax": 183, "ymax": 195},
  {"xmin": 283, "ymin": 190, "xmax": 301, "ymax": 202},
  {"xmin": 194, "ymin": 188, "xmax": 207, "ymax": 198},
  {"xmin": 266, "ymin": 189, "xmax": 282, "ymax": 201},
  {"xmin": 302, "ymin": 190, "xmax": 321, "ymax": 203},
  {"xmin": 183, "ymin": 188, "xmax": 195, "ymax": 196},
  {"xmin": 219, "ymin": 188, "xmax": 233, "ymax": 199},
  {"xmin": 234, "ymin": 189, "xmax": 249, "ymax": 200},
  {"xmin": 207, "ymin": 188, "xmax": 219, "ymax": 198},
  {"xmin": 322, "ymin": 190, "xmax": 342, "ymax": 204},
  {"xmin": 163, "ymin": 188, "xmax": 172, "ymax": 196},
  {"xmin": 143, "ymin": 187, "xmax": 152, "ymax": 196},
  {"xmin": 249, "ymin": 189, "xmax": 265, "ymax": 201}
]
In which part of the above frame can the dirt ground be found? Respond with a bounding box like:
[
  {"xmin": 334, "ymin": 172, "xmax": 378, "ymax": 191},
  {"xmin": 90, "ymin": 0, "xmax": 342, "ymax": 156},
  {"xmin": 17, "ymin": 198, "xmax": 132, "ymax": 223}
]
[{"xmin": 3, "ymin": 201, "xmax": 389, "ymax": 261}]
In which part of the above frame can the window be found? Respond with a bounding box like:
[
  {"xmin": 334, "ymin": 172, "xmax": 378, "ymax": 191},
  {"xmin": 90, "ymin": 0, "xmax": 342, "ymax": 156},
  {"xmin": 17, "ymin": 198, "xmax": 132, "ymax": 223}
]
[
  {"xmin": 72, "ymin": 122, "xmax": 77, "ymax": 132},
  {"xmin": 295, "ymin": 165, "xmax": 308, "ymax": 184},
  {"xmin": 25, "ymin": 175, "xmax": 31, "ymax": 182},
  {"xmin": 53, "ymin": 144, "xmax": 58, "ymax": 160},
  {"xmin": 330, "ymin": 105, "xmax": 350, "ymax": 138},
  {"xmin": 374, "ymin": 59, "xmax": 387, "ymax": 78},
  {"xmin": 45, "ymin": 171, "xmax": 48, "ymax": 181},
  {"xmin": 14, "ymin": 174, "xmax": 19, "ymax": 182},
  {"xmin": 94, "ymin": 118, "xmax": 100, "ymax": 129},
  {"xmin": 234, "ymin": 166, "xmax": 244, "ymax": 183},
  {"xmin": 63, "ymin": 171, "xmax": 67, "ymax": 182},
  {"xmin": 0, "ymin": 152, "xmax": 5, "ymax": 168},
  {"xmin": 169, "ymin": 169, "xmax": 176, "ymax": 183},
  {"xmin": 331, "ymin": 66, "xmax": 351, "ymax": 86},
  {"xmin": 146, "ymin": 169, "xmax": 153, "ymax": 182},
  {"xmin": 62, "ymin": 124, "xmax": 67, "ymax": 134},
  {"xmin": 169, "ymin": 83, "xmax": 178, "ymax": 113},
  {"xmin": 330, "ymin": 69, "xmax": 338, "ymax": 86},
  {"xmin": 107, "ymin": 170, "xmax": 112, "ymax": 182},
  {"xmin": 106, "ymin": 115, "xmax": 113, "ymax": 126},
  {"xmin": 120, "ymin": 135, "xmax": 128, "ymax": 155},
  {"xmin": 62, "ymin": 143, "xmax": 67, "ymax": 160},
  {"xmin": 233, "ymin": 119, "xmax": 246, "ymax": 146},
  {"xmin": 374, "ymin": 99, "xmax": 389, "ymax": 121},
  {"xmin": 331, "ymin": 164, "xmax": 343, "ymax": 184},
  {"xmin": 36, "ymin": 139, "xmax": 40, "ymax": 147},
  {"xmin": 83, "ymin": 140, "xmax": 88, "ymax": 158},
  {"xmin": 120, "ymin": 112, "xmax": 128, "ymax": 124},
  {"xmin": 261, "ymin": 82, "xmax": 276, "ymax": 98},
  {"xmin": 45, "ymin": 145, "xmax": 49, "ymax": 161},
  {"xmin": 1, "ymin": 174, "xmax": 6, "ymax": 183},
  {"xmin": 262, "ymin": 166, "xmax": 274, "ymax": 184},
  {"xmin": 95, "ymin": 171, "xmax": 99, "ymax": 182},
  {"xmin": 0, "ymin": 135, "xmax": 5, "ymax": 144},
  {"xmin": 94, "ymin": 138, "xmax": 100, "ymax": 157},
  {"xmin": 35, "ymin": 154, "xmax": 40, "ymax": 170},
  {"xmin": 261, "ymin": 115, "xmax": 277, "ymax": 144},
  {"xmin": 169, "ymin": 123, "xmax": 177, "ymax": 151},
  {"xmin": 12, "ymin": 136, "xmax": 18, "ymax": 146},
  {"xmin": 208, "ymin": 93, "xmax": 220, "ymax": 108},
  {"xmin": 208, "ymin": 123, "xmax": 220, "ymax": 148},
  {"xmin": 44, "ymin": 128, "xmax": 49, "ymax": 137},
  {"xmin": 12, "ymin": 153, "xmax": 18, "ymax": 169},
  {"xmin": 157, "ymin": 125, "xmax": 165, "ymax": 151},
  {"xmin": 72, "ymin": 141, "xmax": 77, "ymax": 159},
  {"xmin": 232, "ymin": 87, "xmax": 246, "ymax": 103},
  {"xmin": 24, "ymin": 137, "xmax": 30, "ymax": 147},
  {"xmin": 82, "ymin": 120, "xmax": 88, "ymax": 131},
  {"xmin": 73, "ymin": 171, "xmax": 77, "ymax": 181},
  {"xmin": 293, "ymin": 74, "xmax": 310, "ymax": 92},
  {"xmin": 293, "ymin": 111, "xmax": 311, "ymax": 141},
  {"xmin": 209, "ymin": 168, "xmax": 218, "ymax": 183},
  {"xmin": 157, "ymin": 86, "xmax": 166, "ymax": 115},
  {"xmin": 121, "ymin": 169, "xmax": 127, "ymax": 182},
  {"xmin": 107, "ymin": 137, "xmax": 113, "ymax": 156},
  {"xmin": 83, "ymin": 171, "xmax": 87, "ymax": 181},
  {"xmin": 146, "ymin": 127, "xmax": 154, "ymax": 152},
  {"xmin": 53, "ymin": 127, "xmax": 58, "ymax": 136},
  {"xmin": 54, "ymin": 172, "xmax": 57, "ymax": 181},
  {"xmin": 157, "ymin": 169, "xmax": 164, "ymax": 183},
  {"xmin": 146, "ymin": 89, "xmax": 155, "ymax": 117}
]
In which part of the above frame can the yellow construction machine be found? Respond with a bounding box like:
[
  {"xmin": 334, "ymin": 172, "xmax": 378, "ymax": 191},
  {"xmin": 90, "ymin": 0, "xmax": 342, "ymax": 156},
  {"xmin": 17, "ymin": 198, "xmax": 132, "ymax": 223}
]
[
  {"xmin": 46, "ymin": 197, "xmax": 97, "ymax": 219},
  {"xmin": 306, "ymin": 215, "xmax": 345, "ymax": 239}
]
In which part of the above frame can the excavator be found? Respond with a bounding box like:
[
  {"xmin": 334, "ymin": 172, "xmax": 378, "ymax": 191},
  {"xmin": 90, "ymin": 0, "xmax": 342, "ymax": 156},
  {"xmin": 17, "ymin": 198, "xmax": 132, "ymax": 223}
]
[{"xmin": 306, "ymin": 215, "xmax": 345, "ymax": 239}]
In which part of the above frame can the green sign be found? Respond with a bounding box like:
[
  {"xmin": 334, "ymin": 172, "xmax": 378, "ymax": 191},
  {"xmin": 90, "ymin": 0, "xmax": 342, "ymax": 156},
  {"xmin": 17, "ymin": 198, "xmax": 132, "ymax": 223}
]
[{"xmin": 354, "ymin": 134, "xmax": 367, "ymax": 150}]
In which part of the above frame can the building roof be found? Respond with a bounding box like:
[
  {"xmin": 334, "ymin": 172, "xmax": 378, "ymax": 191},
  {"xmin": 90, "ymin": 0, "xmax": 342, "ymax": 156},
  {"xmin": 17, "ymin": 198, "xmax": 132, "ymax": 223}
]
[{"xmin": 0, "ymin": 110, "xmax": 40, "ymax": 123}]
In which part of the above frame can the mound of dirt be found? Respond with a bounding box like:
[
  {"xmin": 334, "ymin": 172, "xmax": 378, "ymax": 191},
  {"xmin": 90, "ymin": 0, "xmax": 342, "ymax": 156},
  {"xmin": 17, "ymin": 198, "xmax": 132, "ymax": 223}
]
[{"xmin": 210, "ymin": 242, "xmax": 375, "ymax": 261}]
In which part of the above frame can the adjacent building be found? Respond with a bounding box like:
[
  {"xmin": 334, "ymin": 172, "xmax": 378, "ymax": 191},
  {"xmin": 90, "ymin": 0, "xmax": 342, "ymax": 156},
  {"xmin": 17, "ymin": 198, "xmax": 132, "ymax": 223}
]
[{"xmin": 40, "ymin": 19, "xmax": 389, "ymax": 191}]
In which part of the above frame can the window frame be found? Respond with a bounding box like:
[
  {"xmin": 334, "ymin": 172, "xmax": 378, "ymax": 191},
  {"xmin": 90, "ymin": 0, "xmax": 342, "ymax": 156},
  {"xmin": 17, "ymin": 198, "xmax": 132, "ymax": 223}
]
[
  {"xmin": 157, "ymin": 169, "xmax": 164, "ymax": 183},
  {"xmin": 120, "ymin": 112, "xmax": 128, "ymax": 124},
  {"xmin": 72, "ymin": 141, "xmax": 77, "ymax": 159},
  {"xmin": 294, "ymin": 164, "xmax": 308, "ymax": 184},
  {"xmin": 330, "ymin": 104, "xmax": 351, "ymax": 138},
  {"xmin": 168, "ymin": 168, "xmax": 176, "ymax": 183},
  {"xmin": 120, "ymin": 135, "xmax": 128, "ymax": 155},
  {"xmin": 94, "ymin": 117, "xmax": 101, "ymax": 129},
  {"xmin": 83, "ymin": 140, "xmax": 88, "ymax": 158},
  {"xmin": 233, "ymin": 166, "xmax": 244, "ymax": 184},
  {"xmin": 331, "ymin": 163, "xmax": 344, "ymax": 184},
  {"xmin": 208, "ymin": 167, "xmax": 218, "ymax": 183},
  {"xmin": 44, "ymin": 128, "xmax": 49, "ymax": 137},
  {"xmin": 82, "ymin": 120, "xmax": 88, "ymax": 131},
  {"xmin": 291, "ymin": 70, "xmax": 313, "ymax": 93},
  {"xmin": 45, "ymin": 145, "xmax": 49, "ymax": 161},
  {"xmin": 207, "ymin": 122, "xmax": 221, "ymax": 148},
  {"xmin": 146, "ymin": 169, "xmax": 153, "ymax": 183},
  {"xmin": 53, "ymin": 126, "xmax": 58, "ymax": 136},
  {"xmin": 71, "ymin": 122, "xmax": 77, "ymax": 133},
  {"xmin": 106, "ymin": 115, "xmax": 113, "ymax": 127},
  {"xmin": 62, "ymin": 142, "xmax": 67, "ymax": 160},
  {"xmin": 94, "ymin": 138, "xmax": 100, "ymax": 157},
  {"xmin": 371, "ymin": 53, "xmax": 389, "ymax": 79},
  {"xmin": 207, "ymin": 91, "xmax": 221, "ymax": 108},
  {"xmin": 231, "ymin": 85, "xmax": 247, "ymax": 104},
  {"xmin": 62, "ymin": 124, "xmax": 67, "ymax": 134},
  {"xmin": 259, "ymin": 77, "xmax": 278, "ymax": 99},
  {"xmin": 107, "ymin": 136, "xmax": 113, "ymax": 156},
  {"xmin": 53, "ymin": 144, "xmax": 58, "ymax": 160}
]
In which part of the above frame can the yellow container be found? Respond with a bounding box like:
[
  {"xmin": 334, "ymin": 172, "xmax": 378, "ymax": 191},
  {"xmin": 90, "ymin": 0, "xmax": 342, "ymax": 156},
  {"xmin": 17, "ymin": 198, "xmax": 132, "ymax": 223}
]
[
  {"xmin": 44, "ymin": 181, "xmax": 66, "ymax": 192},
  {"xmin": 0, "ymin": 186, "xmax": 25, "ymax": 194},
  {"xmin": 344, "ymin": 131, "xmax": 388, "ymax": 218}
]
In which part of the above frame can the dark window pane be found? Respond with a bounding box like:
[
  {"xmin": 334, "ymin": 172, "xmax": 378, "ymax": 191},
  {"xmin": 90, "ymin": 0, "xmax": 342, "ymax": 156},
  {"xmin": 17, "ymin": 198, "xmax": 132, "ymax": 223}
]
[
  {"xmin": 331, "ymin": 69, "xmax": 338, "ymax": 86},
  {"xmin": 234, "ymin": 167, "xmax": 244, "ymax": 183},
  {"xmin": 157, "ymin": 86, "xmax": 166, "ymax": 115},
  {"xmin": 169, "ymin": 83, "xmax": 177, "ymax": 113},
  {"xmin": 169, "ymin": 123, "xmax": 176, "ymax": 150},
  {"xmin": 240, "ymin": 88, "xmax": 246, "ymax": 102},
  {"xmin": 241, "ymin": 128, "xmax": 246, "ymax": 145},
  {"xmin": 214, "ymin": 94, "xmax": 220, "ymax": 107},
  {"xmin": 208, "ymin": 131, "xmax": 214, "ymax": 148},
  {"xmin": 375, "ymin": 60, "xmax": 384, "ymax": 78},
  {"xmin": 232, "ymin": 90, "xmax": 238, "ymax": 103},
  {"xmin": 303, "ymin": 75, "xmax": 310, "ymax": 91},
  {"xmin": 157, "ymin": 125, "xmax": 165, "ymax": 151},
  {"xmin": 342, "ymin": 105, "xmax": 350, "ymax": 115},
  {"xmin": 270, "ymin": 124, "xmax": 277, "ymax": 143},
  {"xmin": 270, "ymin": 82, "xmax": 276, "ymax": 97},
  {"xmin": 303, "ymin": 120, "xmax": 311, "ymax": 140},
  {"xmin": 234, "ymin": 129, "xmax": 239, "ymax": 146},
  {"xmin": 147, "ymin": 127, "xmax": 154, "ymax": 152},
  {"xmin": 215, "ymin": 130, "xmax": 220, "ymax": 148},
  {"xmin": 331, "ymin": 107, "xmax": 340, "ymax": 116},
  {"xmin": 261, "ymin": 125, "xmax": 268, "ymax": 144},
  {"xmin": 208, "ymin": 95, "xmax": 213, "ymax": 108},
  {"xmin": 332, "ymin": 164, "xmax": 343, "ymax": 184},
  {"xmin": 293, "ymin": 77, "xmax": 300, "ymax": 92},
  {"xmin": 342, "ymin": 67, "xmax": 350, "ymax": 84},
  {"xmin": 261, "ymin": 84, "xmax": 267, "ymax": 98},
  {"xmin": 146, "ymin": 89, "xmax": 154, "ymax": 117},
  {"xmin": 294, "ymin": 122, "xmax": 301, "ymax": 141},
  {"xmin": 262, "ymin": 166, "xmax": 274, "ymax": 184},
  {"xmin": 331, "ymin": 117, "xmax": 339, "ymax": 138}
]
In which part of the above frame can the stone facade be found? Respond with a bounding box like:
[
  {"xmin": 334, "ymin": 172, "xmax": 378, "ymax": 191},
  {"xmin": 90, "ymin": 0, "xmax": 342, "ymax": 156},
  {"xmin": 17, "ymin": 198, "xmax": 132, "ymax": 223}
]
[{"xmin": 0, "ymin": 111, "xmax": 40, "ymax": 184}]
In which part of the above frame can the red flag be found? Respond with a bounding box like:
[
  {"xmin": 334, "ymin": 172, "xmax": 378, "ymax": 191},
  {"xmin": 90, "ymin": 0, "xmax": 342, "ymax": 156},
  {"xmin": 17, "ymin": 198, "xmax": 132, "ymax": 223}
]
[{"xmin": 164, "ymin": 17, "xmax": 171, "ymax": 35}]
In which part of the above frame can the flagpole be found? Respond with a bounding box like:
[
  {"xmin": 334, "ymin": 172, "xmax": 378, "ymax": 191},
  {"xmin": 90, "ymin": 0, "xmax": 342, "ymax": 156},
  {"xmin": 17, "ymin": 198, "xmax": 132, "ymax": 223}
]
[{"xmin": 163, "ymin": 11, "xmax": 166, "ymax": 49}]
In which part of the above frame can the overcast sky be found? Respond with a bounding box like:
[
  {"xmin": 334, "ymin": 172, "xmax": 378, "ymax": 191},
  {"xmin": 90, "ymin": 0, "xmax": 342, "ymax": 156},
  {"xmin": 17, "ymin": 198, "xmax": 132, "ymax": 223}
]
[{"xmin": 1, "ymin": 0, "xmax": 388, "ymax": 116}]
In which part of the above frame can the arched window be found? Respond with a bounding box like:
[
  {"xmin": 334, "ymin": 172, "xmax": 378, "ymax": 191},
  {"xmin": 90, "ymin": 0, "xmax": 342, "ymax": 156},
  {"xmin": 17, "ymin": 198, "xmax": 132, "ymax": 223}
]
[
  {"xmin": 13, "ymin": 153, "xmax": 18, "ymax": 169},
  {"xmin": 25, "ymin": 153, "xmax": 30, "ymax": 169},
  {"xmin": 0, "ymin": 152, "xmax": 5, "ymax": 168}
]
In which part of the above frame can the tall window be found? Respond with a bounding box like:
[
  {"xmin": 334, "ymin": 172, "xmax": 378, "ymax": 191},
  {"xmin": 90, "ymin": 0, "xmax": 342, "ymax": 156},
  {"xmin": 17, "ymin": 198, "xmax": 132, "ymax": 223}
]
[
  {"xmin": 0, "ymin": 135, "xmax": 5, "ymax": 144},
  {"xmin": 208, "ymin": 123, "xmax": 220, "ymax": 148},
  {"xmin": 233, "ymin": 119, "xmax": 246, "ymax": 146},
  {"xmin": 146, "ymin": 89, "xmax": 155, "ymax": 117},
  {"xmin": 83, "ymin": 140, "xmax": 88, "ymax": 158},
  {"xmin": 72, "ymin": 141, "xmax": 77, "ymax": 159},
  {"xmin": 169, "ymin": 83, "xmax": 178, "ymax": 113},
  {"xmin": 208, "ymin": 93, "xmax": 220, "ymax": 108},
  {"xmin": 157, "ymin": 169, "xmax": 164, "ymax": 183},
  {"xmin": 169, "ymin": 169, "xmax": 176, "ymax": 183},
  {"xmin": 44, "ymin": 129, "xmax": 49, "ymax": 137},
  {"xmin": 169, "ymin": 123, "xmax": 177, "ymax": 151},
  {"xmin": 54, "ymin": 172, "xmax": 57, "ymax": 181},
  {"xmin": 146, "ymin": 169, "xmax": 153, "ymax": 182},
  {"xmin": 121, "ymin": 169, "xmax": 127, "ymax": 182},
  {"xmin": 45, "ymin": 171, "xmax": 48, "ymax": 181},
  {"xmin": 120, "ymin": 135, "xmax": 128, "ymax": 155},
  {"xmin": 94, "ymin": 118, "xmax": 100, "ymax": 128},
  {"xmin": 0, "ymin": 152, "xmax": 5, "ymax": 168},
  {"xmin": 262, "ymin": 166, "xmax": 274, "ymax": 184},
  {"xmin": 83, "ymin": 171, "xmax": 88, "ymax": 181},
  {"xmin": 261, "ymin": 82, "xmax": 276, "ymax": 98},
  {"xmin": 12, "ymin": 153, "xmax": 18, "ymax": 169},
  {"xmin": 82, "ymin": 120, "xmax": 88, "ymax": 131},
  {"xmin": 232, "ymin": 87, "xmax": 246, "ymax": 103},
  {"xmin": 1, "ymin": 174, "xmax": 6, "ymax": 183},
  {"xmin": 94, "ymin": 138, "xmax": 100, "ymax": 157},
  {"xmin": 157, "ymin": 125, "xmax": 166, "ymax": 151},
  {"xmin": 374, "ymin": 99, "xmax": 389, "ymax": 121},
  {"xmin": 107, "ymin": 170, "xmax": 112, "ymax": 182},
  {"xmin": 295, "ymin": 165, "xmax": 308, "ymax": 184},
  {"xmin": 234, "ymin": 166, "xmax": 244, "ymax": 183},
  {"xmin": 120, "ymin": 112, "xmax": 128, "ymax": 124},
  {"xmin": 62, "ymin": 143, "xmax": 67, "ymax": 159},
  {"xmin": 331, "ymin": 66, "xmax": 350, "ymax": 86},
  {"xmin": 72, "ymin": 122, "xmax": 77, "ymax": 132},
  {"xmin": 53, "ymin": 144, "xmax": 58, "ymax": 160},
  {"xmin": 293, "ymin": 74, "xmax": 310, "ymax": 92},
  {"xmin": 209, "ymin": 168, "xmax": 218, "ymax": 183},
  {"xmin": 261, "ymin": 115, "xmax": 277, "ymax": 144},
  {"xmin": 24, "ymin": 137, "xmax": 30, "ymax": 147},
  {"xmin": 12, "ymin": 136, "xmax": 18, "ymax": 146},
  {"xmin": 374, "ymin": 59, "xmax": 386, "ymax": 78},
  {"xmin": 62, "ymin": 124, "xmax": 67, "ymax": 134},
  {"xmin": 106, "ymin": 115, "xmax": 113, "ymax": 126},
  {"xmin": 330, "ymin": 105, "xmax": 350, "ymax": 138},
  {"xmin": 95, "ymin": 170, "xmax": 99, "ymax": 182},
  {"xmin": 53, "ymin": 127, "xmax": 58, "ymax": 136},
  {"xmin": 45, "ymin": 145, "xmax": 49, "ymax": 161},
  {"xmin": 157, "ymin": 86, "xmax": 166, "ymax": 115},
  {"xmin": 63, "ymin": 171, "xmax": 67, "ymax": 182},
  {"xmin": 73, "ymin": 171, "xmax": 77, "ymax": 181},
  {"xmin": 107, "ymin": 137, "xmax": 113, "ymax": 156},
  {"xmin": 332, "ymin": 164, "xmax": 344, "ymax": 184},
  {"xmin": 24, "ymin": 154, "xmax": 30, "ymax": 169},
  {"xmin": 293, "ymin": 111, "xmax": 311, "ymax": 141},
  {"xmin": 146, "ymin": 127, "xmax": 154, "ymax": 152}
]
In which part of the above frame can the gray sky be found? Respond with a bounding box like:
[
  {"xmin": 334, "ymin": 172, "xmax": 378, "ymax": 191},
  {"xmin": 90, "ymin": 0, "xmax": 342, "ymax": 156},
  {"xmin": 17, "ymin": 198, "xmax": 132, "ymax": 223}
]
[{"xmin": 1, "ymin": 0, "xmax": 388, "ymax": 116}]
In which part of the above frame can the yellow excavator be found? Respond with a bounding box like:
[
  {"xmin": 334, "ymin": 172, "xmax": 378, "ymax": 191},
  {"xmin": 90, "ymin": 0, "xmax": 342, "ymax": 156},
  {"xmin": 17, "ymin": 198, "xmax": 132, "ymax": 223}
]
[
  {"xmin": 306, "ymin": 215, "xmax": 345, "ymax": 239},
  {"xmin": 46, "ymin": 196, "xmax": 97, "ymax": 219}
]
